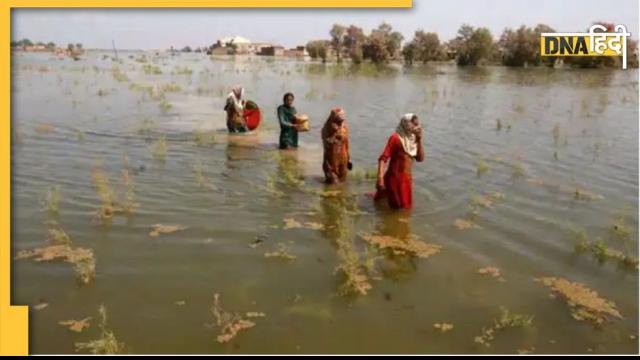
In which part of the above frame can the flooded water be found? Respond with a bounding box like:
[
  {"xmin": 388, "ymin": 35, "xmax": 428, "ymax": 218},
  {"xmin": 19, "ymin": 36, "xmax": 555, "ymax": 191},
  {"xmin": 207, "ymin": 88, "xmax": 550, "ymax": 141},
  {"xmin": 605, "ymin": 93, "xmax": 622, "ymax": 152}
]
[{"xmin": 11, "ymin": 51, "xmax": 639, "ymax": 354}]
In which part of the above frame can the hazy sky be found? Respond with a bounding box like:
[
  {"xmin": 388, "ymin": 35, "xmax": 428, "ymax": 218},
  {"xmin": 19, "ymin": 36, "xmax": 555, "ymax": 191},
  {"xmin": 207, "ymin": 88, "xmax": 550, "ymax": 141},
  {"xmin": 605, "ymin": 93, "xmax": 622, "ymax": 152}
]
[{"xmin": 11, "ymin": 0, "xmax": 639, "ymax": 49}]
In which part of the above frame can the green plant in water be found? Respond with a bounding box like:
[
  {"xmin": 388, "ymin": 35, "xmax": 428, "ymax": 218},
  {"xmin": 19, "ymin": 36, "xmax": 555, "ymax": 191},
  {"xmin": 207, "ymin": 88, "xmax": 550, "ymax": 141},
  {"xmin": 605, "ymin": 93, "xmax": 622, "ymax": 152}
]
[
  {"xmin": 476, "ymin": 157, "xmax": 490, "ymax": 176},
  {"xmin": 552, "ymin": 124, "xmax": 561, "ymax": 146},
  {"xmin": 44, "ymin": 185, "xmax": 61, "ymax": 214},
  {"xmin": 92, "ymin": 165, "xmax": 117, "ymax": 221},
  {"xmin": 76, "ymin": 129, "xmax": 85, "ymax": 143},
  {"xmin": 75, "ymin": 305, "xmax": 125, "ymax": 354},
  {"xmin": 173, "ymin": 66, "xmax": 193, "ymax": 75},
  {"xmin": 570, "ymin": 224, "xmax": 638, "ymax": 270},
  {"xmin": 159, "ymin": 82, "xmax": 181, "ymax": 94},
  {"xmin": 120, "ymin": 158, "xmax": 138, "ymax": 214},
  {"xmin": 111, "ymin": 66, "xmax": 129, "ymax": 82},
  {"xmin": 193, "ymin": 161, "xmax": 216, "ymax": 191},
  {"xmin": 17, "ymin": 220, "xmax": 96, "ymax": 284},
  {"xmin": 136, "ymin": 117, "xmax": 155, "ymax": 137},
  {"xmin": 609, "ymin": 214, "xmax": 632, "ymax": 243},
  {"xmin": 151, "ymin": 135, "xmax": 167, "ymax": 162},
  {"xmin": 47, "ymin": 221, "xmax": 72, "ymax": 245},
  {"xmin": 333, "ymin": 204, "xmax": 372, "ymax": 296},
  {"xmin": 193, "ymin": 128, "xmax": 217, "ymax": 147},
  {"xmin": 351, "ymin": 167, "xmax": 378, "ymax": 183},
  {"xmin": 264, "ymin": 243, "xmax": 297, "ymax": 261},
  {"xmin": 474, "ymin": 307, "xmax": 534, "ymax": 347},
  {"xmin": 210, "ymin": 293, "xmax": 260, "ymax": 343},
  {"xmin": 535, "ymin": 277, "xmax": 622, "ymax": 326},
  {"xmin": 511, "ymin": 161, "xmax": 526, "ymax": 178},
  {"xmin": 158, "ymin": 99, "xmax": 172, "ymax": 114},
  {"xmin": 142, "ymin": 64, "xmax": 162, "ymax": 75}
]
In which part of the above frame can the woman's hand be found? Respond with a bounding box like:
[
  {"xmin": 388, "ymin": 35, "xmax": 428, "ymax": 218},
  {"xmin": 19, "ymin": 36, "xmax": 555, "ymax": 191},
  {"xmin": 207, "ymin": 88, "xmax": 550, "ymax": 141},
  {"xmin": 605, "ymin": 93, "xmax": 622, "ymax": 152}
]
[
  {"xmin": 414, "ymin": 127, "xmax": 423, "ymax": 141},
  {"xmin": 376, "ymin": 178, "xmax": 385, "ymax": 191}
]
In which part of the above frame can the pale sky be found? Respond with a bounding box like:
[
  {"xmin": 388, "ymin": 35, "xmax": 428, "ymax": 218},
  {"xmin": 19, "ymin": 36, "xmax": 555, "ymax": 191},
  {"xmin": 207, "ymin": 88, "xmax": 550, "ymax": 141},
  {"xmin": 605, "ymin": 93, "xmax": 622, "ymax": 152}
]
[{"xmin": 11, "ymin": 0, "xmax": 639, "ymax": 49}]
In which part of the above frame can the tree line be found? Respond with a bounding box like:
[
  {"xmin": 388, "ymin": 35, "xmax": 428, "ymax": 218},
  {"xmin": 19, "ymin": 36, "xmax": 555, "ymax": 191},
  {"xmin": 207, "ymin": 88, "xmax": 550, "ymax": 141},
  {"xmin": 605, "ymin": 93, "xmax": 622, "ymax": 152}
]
[
  {"xmin": 307, "ymin": 22, "xmax": 639, "ymax": 69},
  {"xmin": 11, "ymin": 39, "xmax": 84, "ymax": 52}
]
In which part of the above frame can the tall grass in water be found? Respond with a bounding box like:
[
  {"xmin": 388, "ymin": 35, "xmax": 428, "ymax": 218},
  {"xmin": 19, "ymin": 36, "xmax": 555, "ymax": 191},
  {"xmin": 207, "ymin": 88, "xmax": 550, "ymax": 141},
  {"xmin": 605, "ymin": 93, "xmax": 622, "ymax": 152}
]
[
  {"xmin": 44, "ymin": 185, "xmax": 61, "ymax": 214},
  {"xmin": 332, "ymin": 201, "xmax": 372, "ymax": 296},
  {"xmin": 151, "ymin": 135, "xmax": 167, "ymax": 162},
  {"xmin": 193, "ymin": 128, "xmax": 217, "ymax": 147},
  {"xmin": 193, "ymin": 161, "xmax": 217, "ymax": 191},
  {"xmin": 92, "ymin": 164, "xmax": 117, "ymax": 222},
  {"xmin": 75, "ymin": 305, "xmax": 125, "ymax": 354},
  {"xmin": 121, "ymin": 156, "xmax": 138, "ymax": 213}
]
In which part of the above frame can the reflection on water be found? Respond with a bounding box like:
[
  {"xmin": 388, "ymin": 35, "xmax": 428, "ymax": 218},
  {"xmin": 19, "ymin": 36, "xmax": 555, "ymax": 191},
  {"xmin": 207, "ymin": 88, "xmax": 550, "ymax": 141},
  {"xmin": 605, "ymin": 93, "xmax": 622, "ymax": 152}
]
[{"xmin": 10, "ymin": 51, "xmax": 639, "ymax": 354}]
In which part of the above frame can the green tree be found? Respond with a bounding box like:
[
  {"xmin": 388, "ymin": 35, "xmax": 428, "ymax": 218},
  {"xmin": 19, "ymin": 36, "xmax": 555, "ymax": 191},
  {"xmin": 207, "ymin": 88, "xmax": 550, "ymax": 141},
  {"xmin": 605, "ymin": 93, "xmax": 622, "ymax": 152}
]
[
  {"xmin": 452, "ymin": 24, "xmax": 494, "ymax": 66},
  {"xmin": 402, "ymin": 42, "xmax": 416, "ymax": 64},
  {"xmin": 306, "ymin": 40, "xmax": 330, "ymax": 63},
  {"xmin": 67, "ymin": 43, "xmax": 75, "ymax": 51},
  {"xmin": 499, "ymin": 24, "xmax": 556, "ymax": 67},
  {"xmin": 344, "ymin": 25, "xmax": 366, "ymax": 64},
  {"xmin": 19, "ymin": 38, "xmax": 33, "ymax": 47},
  {"xmin": 330, "ymin": 24, "xmax": 347, "ymax": 62},
  {"xmin": 46, "ymin": 41, "xmax": 56, "ymax": 50},
  {"xmin": 413, "ymin": 30, "xmax": 441, "ymax": 63},
  {"xmin": 363, "ymin": 23, "xmax": 404, "ymax": 64}
]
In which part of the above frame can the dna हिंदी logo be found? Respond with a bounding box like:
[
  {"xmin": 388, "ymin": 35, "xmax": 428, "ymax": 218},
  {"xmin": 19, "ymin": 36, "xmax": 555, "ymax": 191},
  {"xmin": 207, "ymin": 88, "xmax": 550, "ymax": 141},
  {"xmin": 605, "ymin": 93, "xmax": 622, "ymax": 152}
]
[{"xmin": 540, "ymin": 24, "xmax": 631, "ymax": 69}]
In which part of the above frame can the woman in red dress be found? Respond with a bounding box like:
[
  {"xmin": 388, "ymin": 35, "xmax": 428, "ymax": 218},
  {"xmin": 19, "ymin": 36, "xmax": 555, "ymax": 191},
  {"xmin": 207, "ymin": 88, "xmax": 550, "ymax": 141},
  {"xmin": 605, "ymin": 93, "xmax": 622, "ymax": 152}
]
[{"xmin": 374, "ymin": 113, "xmax": 425, "ymax": 209}]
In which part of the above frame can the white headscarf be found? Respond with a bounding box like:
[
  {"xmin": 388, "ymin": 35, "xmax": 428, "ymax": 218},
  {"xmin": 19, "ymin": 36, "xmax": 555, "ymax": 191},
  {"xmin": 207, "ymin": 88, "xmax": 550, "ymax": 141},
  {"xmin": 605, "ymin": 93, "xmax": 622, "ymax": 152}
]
[
  {"xmin": 395, "ymin": 113, "xmax": 419, "ymax": 156},
  {"xmin": 227, "ymin": 86, "xmax": 245, "ymax": 112}
]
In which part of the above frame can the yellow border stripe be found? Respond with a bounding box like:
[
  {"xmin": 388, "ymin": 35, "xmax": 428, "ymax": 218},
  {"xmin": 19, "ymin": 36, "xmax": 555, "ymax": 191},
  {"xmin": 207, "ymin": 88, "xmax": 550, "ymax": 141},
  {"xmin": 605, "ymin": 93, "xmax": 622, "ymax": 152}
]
[
  {"xmin": 1, "ymin": 2, "xmax": 29, "ymax": 356},
  {"xmin": 10, "ymin": 0, "xmax": 412, "ymax": 8}
]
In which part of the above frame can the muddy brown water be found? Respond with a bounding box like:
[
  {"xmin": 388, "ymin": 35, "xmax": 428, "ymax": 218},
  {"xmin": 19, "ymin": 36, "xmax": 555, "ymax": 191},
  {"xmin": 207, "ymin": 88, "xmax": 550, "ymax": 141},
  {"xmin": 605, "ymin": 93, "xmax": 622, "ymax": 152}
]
[{"xmin": 11, "ymin": 51, "xmax": 639, "ymax": 354}]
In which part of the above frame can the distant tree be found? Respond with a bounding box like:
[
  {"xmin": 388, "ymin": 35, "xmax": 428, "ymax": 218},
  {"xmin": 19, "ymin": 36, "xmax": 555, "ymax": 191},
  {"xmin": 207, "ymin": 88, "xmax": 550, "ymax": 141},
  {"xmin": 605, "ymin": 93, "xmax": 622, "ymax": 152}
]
[
  {"xmin": 413, "ymin": 30, "xmax": 442, "ymax": 63},
  {"xmin": 499, "ymin": 24, "xmax": 556, "ymax": 67},
  {"xmin": 363, "ymin": 23, "xmax": 404, "ymax": 64},
  {"xmin": 306, "ymin": 40, "xmax": 330, "ymax": 63},
  {"xmin": 344, "ymin": 25, "xmax": 366, "ymax": 64},
  {"xmin": 363, "ymin": 30, "xmax": 390, "ymax": 64},
  {"xmin": 67, "ymin": 43, "xmax": 74, "ymax": 51},
  {"xmin": 452, "ymin": 24, "xmax": 494, "ymax": 66},
  {"xmin": 181, "ymin": 46, "xmax": 192, "ymax": 52},
  {"xmin": 330, "ymin": 24, "xmax": 347, "ymax": 62},
  {"xmin": 46, "ymin": 41, "xmax": 56, "ymax": 50},
  {"xmin": 10, "ymin": 40, "xmax": 18, "ymax": 48},
  {"xmin": 75, "ymin": 43, "xmax": 83, "ymax": 50},
  {"xmin": 402, "ymin": 41, "xmax": 416, "ymax": 65},
  {"xmin": 19, "ymin": 38, "xmax": 33, "ymax": 47}
]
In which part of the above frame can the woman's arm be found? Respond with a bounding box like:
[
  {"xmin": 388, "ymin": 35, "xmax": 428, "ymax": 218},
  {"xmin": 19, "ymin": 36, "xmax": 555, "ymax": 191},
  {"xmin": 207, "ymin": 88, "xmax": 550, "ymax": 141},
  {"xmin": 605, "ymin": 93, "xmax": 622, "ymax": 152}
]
[
  {"xmin": 376, "ymin": 158, "xmax": 387, "ymax": 190},
  {"xmin": 278, "ymin": 106, "xmax": 295, "ymax": 128},
  {"xmin": 415, "ymin": 131, "xmax": 425, "ymax": 162},
  {"xmin": 376, "ymin": 134, "xmax": 395, "ymax": 190}
]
